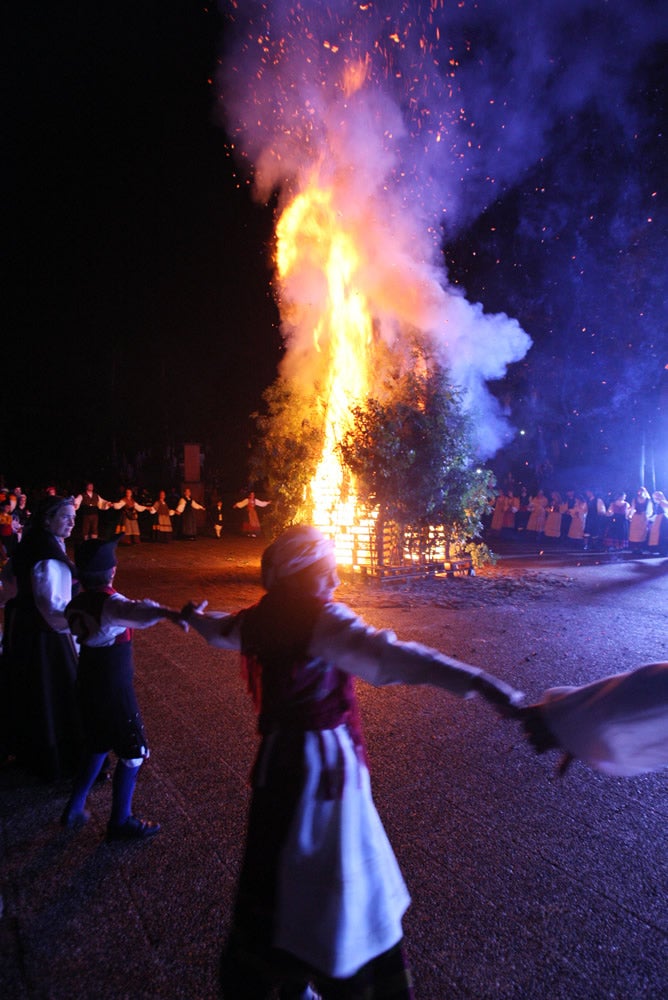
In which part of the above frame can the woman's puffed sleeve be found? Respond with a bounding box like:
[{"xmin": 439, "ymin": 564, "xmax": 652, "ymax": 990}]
[
  {"xmin": 32, "ymin": 560, "xmax": 71, "ymax": 633},
  {"xmin": 311, "ymin": 603, "xmax": 523, "ymax": 705}
]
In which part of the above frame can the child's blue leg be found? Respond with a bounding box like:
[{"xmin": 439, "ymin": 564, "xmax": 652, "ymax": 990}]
[{"xmin": 61, "ymin": 751, "xmax": 108, "ymax": 827}]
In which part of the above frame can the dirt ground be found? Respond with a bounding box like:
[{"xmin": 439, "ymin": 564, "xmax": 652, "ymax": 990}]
[
  {"xmin": 1, "ymin": 534, "xmax": 666, "ymax": 1000},
  {"xmin": 160, "ymin": 535, "xmax": 668, "ymax": 700}
]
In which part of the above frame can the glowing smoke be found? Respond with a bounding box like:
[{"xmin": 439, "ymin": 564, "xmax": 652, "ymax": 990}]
[{"xmin": 218, "ymin": 0, "xmax": 663, "ymax": 456}]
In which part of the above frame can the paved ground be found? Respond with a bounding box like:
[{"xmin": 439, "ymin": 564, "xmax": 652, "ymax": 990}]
[{"xmin": 1, "ymin": 536, "xmax": 666, "ymax": 999}]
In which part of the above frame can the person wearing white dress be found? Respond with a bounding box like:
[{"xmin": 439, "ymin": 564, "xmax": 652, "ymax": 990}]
[
  {"xmin": 648, "ymin": 490, "xmax": 668, "ymax": 555},
  {"xmin": 181, "ymin": 525, "xmax": 522, "ymax": 1000},
  {"xmin": 628, "ymin": 487, "xmax": 653, "ymax": 553},
  {"xmin": 526, "ymin": 489, "xmax": 548, "ymax": 537},
  {"xmin": 543, "ymin": 491, "xmax": 563, "ymax": 541},
  {"xmin": 566, "ymin": 493, "xmax": 588, "ymax": 546}
]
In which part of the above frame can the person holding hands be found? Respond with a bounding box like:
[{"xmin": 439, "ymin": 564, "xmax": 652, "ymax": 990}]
[
  {"xmin": 180, "ymin": 524, "xmax": 522, "ymax": 999},
  {"xmin": 62, "ymin": 536, "xmax": 184, "ymax": 841}
]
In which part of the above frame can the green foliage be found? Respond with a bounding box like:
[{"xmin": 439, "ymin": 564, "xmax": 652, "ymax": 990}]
[
  {"xmin": 248, "ymin": 379, "xmax": 324, "ymax": 535},
  {"xmin": 339, "ymin": 363, "xmax": 493, "ymax": 552},
  {"xmin": 463, "ymin": 539, "xmax": 496, "ymax": 570}
]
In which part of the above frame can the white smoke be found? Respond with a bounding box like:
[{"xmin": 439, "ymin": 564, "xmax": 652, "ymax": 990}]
[{"xmin": 218, "ymin": 0, "xmax": 664, "ymax": 456}]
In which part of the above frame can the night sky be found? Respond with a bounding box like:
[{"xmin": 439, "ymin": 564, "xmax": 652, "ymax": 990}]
[
  {"xmin": 7, "ymin": 4, "xmax": 281, "ymax": 493},
  {"xmin": 6, "ymin": 2, "xmax": 668, "ymax": 496}
]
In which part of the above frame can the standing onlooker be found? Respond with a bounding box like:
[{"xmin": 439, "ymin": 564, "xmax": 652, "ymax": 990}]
[
  {"xmin": 62, "ymin": 537, "xmax": 183, "ymax": 840},
  {"xmin": 514, "ymin": 485, "xmax": 531, "ymax": 534},
  {"xmin": 583, "ymin": 489, "xmax": 606, "ymax": 551},
  {"xmin": 0, "ymin": 495, "xmax": 82, "ymax": 780},
  {"xmin": 566, "ymin": 492, "xmax": 588, "ymax": 548},
  {"xmin": 648, "ymin": 490, "xmax": 668, "ymax": 556},
  {"xmin": 559, "ymin": 489, "xmax": 576, "ymax": 543},
  {"xmin": 628, "ymin": 487, "xmax": 653, "ymax": 554},
  {"xmin": 526, "ymin": 489, "xmax": 548, "ymax": 538},
  {"xmin": 500, "ymin": 488, "xmax": 519, "ymax": 538},
  {"xmin": 543, "ymin": 491, "xmax": 563, "ymax": 542},
  {"xmin": 75, "ymin": 482, "xmax": 112, "ymax": 540},
  {"xmin": 0, "ymin": 497, "xmax": 18, "ymax": 557},
  {"xmin": 489, "ymin": 490, "xmax": 509, "ymax": 535},
  {"xmin": 605, "ymin": 491, "xmax": 631, "ymax": 550},
  {"xmin": 175, "ymin": 488, "xmax": 206, "ymax": 540}
]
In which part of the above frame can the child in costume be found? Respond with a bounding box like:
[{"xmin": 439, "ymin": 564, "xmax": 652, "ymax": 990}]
[
  {"xmin": 62, "ymin": 536, "xmax": 183, "ymax": 841},
  {"xmin": 181, "ymin": 524, "xmax": 523, "ymax": 999}
]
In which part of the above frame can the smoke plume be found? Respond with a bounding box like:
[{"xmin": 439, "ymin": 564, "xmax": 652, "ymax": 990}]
[{"xmin": 218, "ymin": 0, "xmax": 665, "ymax": 456}]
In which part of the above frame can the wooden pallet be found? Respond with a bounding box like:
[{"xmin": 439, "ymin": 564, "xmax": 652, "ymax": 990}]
[{"xmin": 432, "ymin": 558, "xmax": 475, "ymax": 578}]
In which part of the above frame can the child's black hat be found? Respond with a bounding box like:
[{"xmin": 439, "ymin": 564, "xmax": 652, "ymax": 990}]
[{"xmin": 75, "ymin": 536, "xmax": 121, "ymax": 573}]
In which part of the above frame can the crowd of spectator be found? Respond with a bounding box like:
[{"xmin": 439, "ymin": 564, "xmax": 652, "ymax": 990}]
[{"xmin": 486, "ymin": 480, "xmax": 668, "ymax": 555}]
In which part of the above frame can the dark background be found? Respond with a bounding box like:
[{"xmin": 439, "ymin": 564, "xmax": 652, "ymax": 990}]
[
  {"xmin": 7, "ymin": 4, "xmax": 281, "ymax": 495},
  {"xmin": 6, "ymin": 3, "xmax": 668, "ymax": 498}
]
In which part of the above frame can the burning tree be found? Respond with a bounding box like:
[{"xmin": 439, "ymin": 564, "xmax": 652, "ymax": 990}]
[
  {"xmin": 338, "ymin": 359, "xmax": 493, "ymax": 567},
  {"xmin": 248, "ymin": 379, "xmax": 325, "ymax": 536},
  {"xmin": 221, "ymin": 3, "xmax": 533, "ymax": 565},
  {"xmin": 250, "ymin": 343, "xmax": 494, "ymax": 570}
]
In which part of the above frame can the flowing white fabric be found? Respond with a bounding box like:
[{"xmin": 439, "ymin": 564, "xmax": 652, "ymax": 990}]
[
  {"xmin": 539, "ymin": 662, "xmax": 668, "ymax": 776},
  {"xmin": 273, "ymin": 725, "xmax": 410, "ymax": 977}
]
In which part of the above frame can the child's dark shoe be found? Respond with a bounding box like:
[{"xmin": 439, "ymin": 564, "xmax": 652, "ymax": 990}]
[
  {"xmin": 106, "ymin": 816, "xmax": 161, "ymax": 842},
  {"xmin": 60, "ymin": 806, "xmax": 91, "ymax": 829}
]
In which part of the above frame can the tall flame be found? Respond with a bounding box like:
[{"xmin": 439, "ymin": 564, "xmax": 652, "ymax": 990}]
[
  {"xmin": 222, "ymin": 3, "xmax": 534, "ymax": 564},
  {"xmin": 276, "ymin": 184, "xmax": 375, "ymax": 562}
]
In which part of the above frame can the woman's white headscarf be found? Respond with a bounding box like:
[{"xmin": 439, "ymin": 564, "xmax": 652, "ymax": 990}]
[{"xmin": 261, "ymin": 525, "xmax": 336, "ymax": 590}]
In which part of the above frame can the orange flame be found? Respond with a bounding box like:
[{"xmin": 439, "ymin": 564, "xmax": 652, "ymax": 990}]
[{"xmin": 275, "ymin": 184, "xmax": 376, "ymax": 564}]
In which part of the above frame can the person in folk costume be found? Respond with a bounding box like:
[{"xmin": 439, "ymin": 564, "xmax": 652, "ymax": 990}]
[
  {"xmin": 0, "ymin": 497, "xmax": 18, "ymax": 557},
  {"xmin": 489, "ymin": 489, "xmax": 510, "ymax": 534},
  {"xmin": 565, "ymin": 492, "xmax": 588, "ymax": 548},
  {"xmin": 151, "ymin": 489, "xmax": 175, "ymax": 543},
  {"xmin": 500, "ymin": 488, "xmax": 519, "ymax": 538},
  {"xmin": 111, "ymin": 488, "xmax": 152, "ymax": 544},
  {"xmin": 234, "ymin": 490, "xmax": 271, "ymax": 538},
  {"xmin": 514, "ymin": 484, "xmax": 531, "ymax": 534},
  {"xmin": 648, "ymin": 490, "xmax": 668, "ymax": 556},
  {"xmin": 175, "ymin": 487, "xmax": 206, "ymax": 540},
  {"xmin": 543, "ymin": 491, "xmax": 563, "ymax": 542},
  {"xmin": 628, "ymin": 487, "xmax": 654, "ymax": 554},
  {"xmin": 526, "ymin": 488, "xmax": 549, "ymax": 538},
  {"xmin": 62, "ymin": 536, "xmax": 183, "ymax": 840},
  {"xmin": 74, "ymin": 482, "xmax": 112, "ymax": 540},
  {"xmin": 559, "ymin": 489, "xmax": 577, "ymax": 543},
  {"xmin": 213, "ymin": 499, "xmax": 224, "ymax": 539},
  {"xmin": 0, "ymin": 495, "xmax": 83, "ymax": 780},
  {"xmin": 604, "ymin": 491, "xmax": 631, "ymax": 550},
  {"xmin": 180, "ymin": 525, "xmax": 523, "ymax": 1000},
  {"xmin": 583, "ymin": 488, "xmax": 606, "ymax": 551},
  {"xmin": 520, "ymin": 663, "xmax": 668, "ymax": 778},
  {"xmin": 14, "ymin": 490, "xmax": 30, "ymax": 540},
  {"xmin": 8, "ymin": 492, "xmax": 24, "ymax": 545}
]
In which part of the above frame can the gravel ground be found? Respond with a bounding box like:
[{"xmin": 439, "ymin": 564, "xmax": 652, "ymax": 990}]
[{"xmin": 1, "ymin": 536, "xmax": 666, "ymax": 999}]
